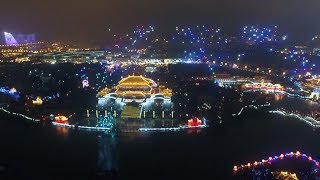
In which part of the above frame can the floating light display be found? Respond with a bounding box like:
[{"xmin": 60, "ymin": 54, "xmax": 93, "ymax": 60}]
[
  {"xmin": 54, "ymin": 116, "xmax": 69, "ymax": 124},
  {"xmin": 233, "ymin": 151, "xmax": 320, "ymax": 174},
  {"xmin": 187, "ymin": 117, "xmax": 202, "ymax": 127}
]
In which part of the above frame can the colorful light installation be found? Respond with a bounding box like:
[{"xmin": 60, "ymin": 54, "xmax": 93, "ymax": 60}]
[
  {"xmin": 54, "ymin": 116, "xmax": 69, "ymax": 124},
  {"xmin": 4, "ymin": 32, "xmax": 18, "ymax": 45},
  {"xmin": 187, "ymin": 117, "xmax": 202, "ymax": 127},
  {"xmin": 0, "ymin": 87, "xmax": 20, "ymax": 99},
  {"xmin": 233, "ymin": 151, "xmax": 320, "ymax": 173},
  {"xmin": 82, "ymin": 79, "xmax": 89, "ymax": 88},
  {"xmin": 270, "ymin": 110, "xmax": 320, "ymax": 128}
]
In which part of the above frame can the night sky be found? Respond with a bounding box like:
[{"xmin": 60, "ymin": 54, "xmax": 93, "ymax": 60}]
[{"xmin": 0, "ymin": 0, "xmax": 319, "ymax": 42}]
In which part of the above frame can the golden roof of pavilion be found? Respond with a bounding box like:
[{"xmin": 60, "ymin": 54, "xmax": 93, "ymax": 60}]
[
  {"xmin": 122, "ymin": 91, "xmax": 150, "ymax": 96},
  {"xmin": 117, "ymin": 75, "xmax": 154, "ymax": 88},
  {"xmin": 159, "ymin": 85, "xmax": 173, "ymax": 97},
  {"xmin": 97, "ymin": 88, "xmax": 111, "ymax": 97},
  {"xmin": 306, "ymin": 78, "xmax": 320, "ymax": 84},
  {"xmin": 302, "ymin": 78, "xmax": 320, "ymax": 89}
]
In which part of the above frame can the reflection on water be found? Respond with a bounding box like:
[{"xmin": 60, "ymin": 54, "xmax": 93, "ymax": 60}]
[
  {"xmin": 187, "ymin": 128, "xmax": 202, "ymax": 134},
  {"xmin": 3, "ymin": 88, "xmax": 320, "ymax": 179},
  {"xmin": 274, "ymin": 93, "xmax": 284, "ymax": 101},
  {"xmin": 96, "ymin": 132, "xmax": 119, "ymax": 177},
  {"xmin": 306, "ymin": 99, "xmax": 318, "ymax": 106},
  {"xmin": 241, "ymin": 91, "xmax": 320, "ymax": 114},
  {"xmin": 56, "ymin": 126, "xmax": 69, "ymax": 137}
]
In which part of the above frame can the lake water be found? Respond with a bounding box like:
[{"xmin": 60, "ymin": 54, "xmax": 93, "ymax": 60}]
[{"xmin": 1, "ymin": 95, "xmax": 320, "ymax": 179}]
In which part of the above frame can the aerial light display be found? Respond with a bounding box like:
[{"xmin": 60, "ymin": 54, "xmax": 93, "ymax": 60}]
[{"xmin": 240, "ymin": 25, "xmax": 287, "ymax": 44}]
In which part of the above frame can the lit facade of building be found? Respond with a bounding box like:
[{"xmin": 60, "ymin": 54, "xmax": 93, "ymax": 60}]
[
  {"xmin": 243, "ymin": 81, "xmax": 284, "ymax": 92},
  {"xmin": 115, "ymin": 75, "xmax": 157, "ymax": 101},
  {"xmin": 97, "ymin": 76, "xmax": 174, "ymax": 119}
]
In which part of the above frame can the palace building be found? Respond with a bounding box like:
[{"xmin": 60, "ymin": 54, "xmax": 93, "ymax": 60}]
[
  {"xmin": 115, "ymin": 75, "xmax": 157, "ymax": 101},
  {"xmin": 96, "ymin": 75, "xmax": 174, "ymax": 119},
  {"xmin": 159, "ymin": 85, "xmax": 173, "ymax": 97},
  {"xmin": 97, "ymin": 88, "xmax": 111, "ymax": 97}
]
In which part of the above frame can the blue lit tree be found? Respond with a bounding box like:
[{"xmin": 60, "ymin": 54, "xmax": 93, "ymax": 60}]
[{"xmin": 97, "ymin": 113, "xmax": 114, "ymax": 129}]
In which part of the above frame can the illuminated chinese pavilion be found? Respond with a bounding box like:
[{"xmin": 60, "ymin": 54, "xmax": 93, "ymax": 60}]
[
  {"xmin": 97, "ymin": 88, "xmax": 111, "ymax": 97},
  {"xmin": 115, "ymin": 75, "xmax": 157, "ymax": 100},
  {"xmin": 159, "ymin": 85, "xmax": 173, "ymax": 97}
]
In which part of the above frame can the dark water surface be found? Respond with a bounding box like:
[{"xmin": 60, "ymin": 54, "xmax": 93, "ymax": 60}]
[{"xmin": 1, "ymin": 106, "xmax": 320, "ymax": 179}]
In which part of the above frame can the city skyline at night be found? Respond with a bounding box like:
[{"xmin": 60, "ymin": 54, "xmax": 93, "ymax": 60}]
[{"xmin": 2, "ymin": 1, "xmax": 320, "ymax": 179}]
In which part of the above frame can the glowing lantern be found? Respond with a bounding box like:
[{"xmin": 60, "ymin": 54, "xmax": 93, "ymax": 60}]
[
  {"xmin": 55, "ymin": 116, "xmax": 68, "ymax": 123},
  {"xmin": 187, "ymin": 117, "xmax": 202, "ymax": 127}
]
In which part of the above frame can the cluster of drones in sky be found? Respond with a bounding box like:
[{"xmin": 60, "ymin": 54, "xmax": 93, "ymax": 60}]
[
  {"xmin": 241, "ymin": 25, "xmax": 287, "ymax": 44},
  {"xmin": 108, "ymin": 25, "xmax": 287, "ymax": 53}
]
